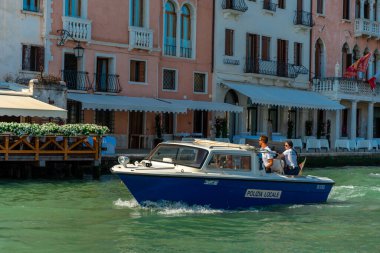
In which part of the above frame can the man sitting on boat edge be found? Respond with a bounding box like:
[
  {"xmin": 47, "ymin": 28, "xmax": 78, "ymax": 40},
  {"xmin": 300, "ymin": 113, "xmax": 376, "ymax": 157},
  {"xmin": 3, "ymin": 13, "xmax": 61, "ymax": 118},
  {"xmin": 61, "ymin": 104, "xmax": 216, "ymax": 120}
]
[{"xmin": 258, "ymin": 135, "xmax": 274, "ymax": 173}]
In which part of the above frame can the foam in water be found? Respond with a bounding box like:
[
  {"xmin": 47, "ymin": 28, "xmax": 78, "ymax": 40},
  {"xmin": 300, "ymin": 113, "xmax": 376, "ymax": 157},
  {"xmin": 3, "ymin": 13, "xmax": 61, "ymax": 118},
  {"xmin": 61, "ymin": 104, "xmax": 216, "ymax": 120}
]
[
  {"xmin": 113, "ymin": 198, "xmax": 139, "ymax": 208},
  {"xmin": 369, "ymin": 173, "xmax": 380, "ymax": 178}
]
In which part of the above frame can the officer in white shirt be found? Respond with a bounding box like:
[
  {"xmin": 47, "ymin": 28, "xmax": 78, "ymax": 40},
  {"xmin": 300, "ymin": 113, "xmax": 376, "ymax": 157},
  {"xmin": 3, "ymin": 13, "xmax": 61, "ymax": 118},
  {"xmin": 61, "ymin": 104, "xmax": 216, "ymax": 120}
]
[
  {"xmin": 278, "ymin": 140, "xmax": 300, "ymax": 175},
  {"xmin": 259, "ymin": 135, "xmax": 274, "ymax": 173}
]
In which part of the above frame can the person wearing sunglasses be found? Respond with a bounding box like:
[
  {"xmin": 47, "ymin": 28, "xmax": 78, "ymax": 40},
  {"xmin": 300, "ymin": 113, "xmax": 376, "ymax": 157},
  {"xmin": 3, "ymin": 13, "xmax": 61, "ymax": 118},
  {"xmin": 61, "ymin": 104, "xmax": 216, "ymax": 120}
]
[
  {"xmin": 278, "ymin": 140, "xmax": 300, "ymax": 175},
  {"xmin": 258, "ymin": 135, "xmax": 273, "ymax": 173}
]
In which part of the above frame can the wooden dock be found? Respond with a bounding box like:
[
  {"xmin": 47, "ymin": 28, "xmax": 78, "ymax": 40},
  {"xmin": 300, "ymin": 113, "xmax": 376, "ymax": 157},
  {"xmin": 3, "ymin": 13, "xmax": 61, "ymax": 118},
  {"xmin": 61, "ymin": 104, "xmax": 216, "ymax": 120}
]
[{"xmin": 0, "ymin": 135, "xmax": 102, "ymax": 179}]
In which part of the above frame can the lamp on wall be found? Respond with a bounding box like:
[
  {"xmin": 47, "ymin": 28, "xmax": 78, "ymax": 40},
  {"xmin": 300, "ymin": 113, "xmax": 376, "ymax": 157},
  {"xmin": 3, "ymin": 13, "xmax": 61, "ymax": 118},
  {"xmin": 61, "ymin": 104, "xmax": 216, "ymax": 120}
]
[{"xmin": 57, "ymin": 29, "xmax": 84, "ymax": 58}]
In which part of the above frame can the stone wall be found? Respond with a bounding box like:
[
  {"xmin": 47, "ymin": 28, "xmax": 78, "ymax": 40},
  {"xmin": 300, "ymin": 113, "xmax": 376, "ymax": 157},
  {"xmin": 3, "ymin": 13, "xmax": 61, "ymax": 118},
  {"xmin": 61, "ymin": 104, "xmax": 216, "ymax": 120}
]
[{"xmin": 29, "ymin": 79, "xmax": 67, "ymax": 110}]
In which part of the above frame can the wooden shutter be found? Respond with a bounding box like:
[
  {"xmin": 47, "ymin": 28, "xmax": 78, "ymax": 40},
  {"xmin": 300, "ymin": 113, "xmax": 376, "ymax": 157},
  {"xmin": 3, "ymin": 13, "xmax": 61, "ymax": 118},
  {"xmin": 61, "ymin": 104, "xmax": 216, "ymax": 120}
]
[
  {"xmin": 225, "ymin": 29, "xmax": 234, "ymax": 56},
  {"xmin": 37, "ymin": 46, "xmax": 44, "ymax": 72},
  {"xmin": 262, "ymin": 36, "xmax": 270, "ymax": 61},
  {"xmin": 130, "ymin": 60, "xmax": 136, "ymax": 81},
  {"xmin": 138, "ymin": 61, "xmax": 145, "ymax": 82}
]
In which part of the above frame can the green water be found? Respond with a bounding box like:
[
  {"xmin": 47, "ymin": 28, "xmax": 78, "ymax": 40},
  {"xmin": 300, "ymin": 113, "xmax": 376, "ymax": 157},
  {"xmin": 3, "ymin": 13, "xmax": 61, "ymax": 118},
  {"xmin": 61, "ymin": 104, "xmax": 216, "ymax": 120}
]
[{"xmin": 0, "ymin": 167, "xmax": 379, "ymax": 253}]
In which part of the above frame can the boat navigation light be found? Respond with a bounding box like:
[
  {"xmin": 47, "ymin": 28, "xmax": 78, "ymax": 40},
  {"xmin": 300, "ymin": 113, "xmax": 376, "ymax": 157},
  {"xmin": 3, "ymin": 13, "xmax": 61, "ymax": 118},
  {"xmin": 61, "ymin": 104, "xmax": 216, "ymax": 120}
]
[{"xmin": 118, "ymin": 156, "xmax": 130, "ymax": 167}]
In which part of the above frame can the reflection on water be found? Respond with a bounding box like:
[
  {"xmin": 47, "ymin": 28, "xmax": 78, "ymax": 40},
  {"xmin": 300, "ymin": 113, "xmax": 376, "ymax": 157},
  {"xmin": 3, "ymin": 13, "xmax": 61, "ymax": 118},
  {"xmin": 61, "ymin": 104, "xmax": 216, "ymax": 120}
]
[{"xmin": 1, "ymin": 167, "xmax": 380, "ymax": 253}]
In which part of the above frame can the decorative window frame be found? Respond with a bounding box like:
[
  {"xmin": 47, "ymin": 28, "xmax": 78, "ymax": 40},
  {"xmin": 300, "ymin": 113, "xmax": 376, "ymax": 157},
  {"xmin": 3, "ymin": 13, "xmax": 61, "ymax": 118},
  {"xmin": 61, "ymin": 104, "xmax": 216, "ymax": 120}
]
[
  {"xmin": 129, "ymin": 58, "xmax": 148, "ymax": 85},
  {"xmin": 162, "ymin": 67, "xmax": 178, "ymax": 92},
  {"xmin": 193, "ymin": 71, "xmax": 208, "ymax": 94}
]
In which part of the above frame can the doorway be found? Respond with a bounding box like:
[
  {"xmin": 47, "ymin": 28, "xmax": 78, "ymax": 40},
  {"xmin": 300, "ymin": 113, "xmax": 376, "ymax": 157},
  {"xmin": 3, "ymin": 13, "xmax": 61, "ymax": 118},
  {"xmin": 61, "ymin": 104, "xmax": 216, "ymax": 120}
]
[{"xmin": 129, "ymin": 111, "xmax": 144, "ymax": 148}]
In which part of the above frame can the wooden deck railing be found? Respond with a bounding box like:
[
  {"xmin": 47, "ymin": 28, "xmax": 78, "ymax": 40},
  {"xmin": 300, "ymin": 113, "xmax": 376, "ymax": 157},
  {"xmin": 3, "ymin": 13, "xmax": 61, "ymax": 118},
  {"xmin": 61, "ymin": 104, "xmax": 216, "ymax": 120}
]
[{"xmin": 0, "ymin": 135, "xmax": 101, "ymax": 161}]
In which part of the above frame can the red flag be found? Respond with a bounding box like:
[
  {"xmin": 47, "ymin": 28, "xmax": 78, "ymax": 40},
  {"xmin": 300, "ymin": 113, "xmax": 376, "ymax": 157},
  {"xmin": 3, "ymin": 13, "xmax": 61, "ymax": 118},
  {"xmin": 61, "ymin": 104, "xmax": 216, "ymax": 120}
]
[
  {"xmin": 343, "ymin": 53, "xmax": 372, "ymax": 78},
  {"xmin": 368, "ymin": 77, "xmax": 376, "ymax": 90},
  {"xmin": 357, "ymin": 53, "xmax": 371, "ymax": 72}
]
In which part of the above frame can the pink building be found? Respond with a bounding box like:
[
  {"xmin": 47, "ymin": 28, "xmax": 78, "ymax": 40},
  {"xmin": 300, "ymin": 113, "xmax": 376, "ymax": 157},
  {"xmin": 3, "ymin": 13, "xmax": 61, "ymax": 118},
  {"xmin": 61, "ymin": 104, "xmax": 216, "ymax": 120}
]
[
  {"xmin": 312, "ymin": 0, "xmax": 380, "ymax": 147},
  {"xmin": 48, "ymin": 0, "xmax": 240, "ymax": 149}
]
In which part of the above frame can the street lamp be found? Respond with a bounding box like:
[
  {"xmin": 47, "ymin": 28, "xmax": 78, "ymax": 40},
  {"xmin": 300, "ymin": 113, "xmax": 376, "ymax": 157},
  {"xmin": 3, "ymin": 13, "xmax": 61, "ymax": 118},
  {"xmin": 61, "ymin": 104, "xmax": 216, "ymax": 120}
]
[{"xmin": 57, "ymin": 29, "xmax": 85, "ymax": 58}]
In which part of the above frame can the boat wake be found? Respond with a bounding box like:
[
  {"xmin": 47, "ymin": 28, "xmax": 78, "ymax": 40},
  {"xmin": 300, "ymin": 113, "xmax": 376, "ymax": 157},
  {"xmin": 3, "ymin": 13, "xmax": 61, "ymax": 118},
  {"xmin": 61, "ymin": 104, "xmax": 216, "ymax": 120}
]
[
  {"xmin": 113, "ymin": 198, "xmax": 139, "ymax": 208},
  {"xmin": 329, "ymin": 185, "xmax": 380, "ymax": 202},
  {"xmin": 369, "ymin": 173, "xmax": 380, "ymax": 178}
]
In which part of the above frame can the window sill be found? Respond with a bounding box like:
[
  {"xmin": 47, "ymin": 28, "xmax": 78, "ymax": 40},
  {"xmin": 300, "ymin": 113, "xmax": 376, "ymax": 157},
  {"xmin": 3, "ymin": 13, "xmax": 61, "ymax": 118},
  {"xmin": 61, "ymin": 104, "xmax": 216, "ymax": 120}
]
[
  {"xmin": 193, "ymin": 91, "xmax": 207, "ymax": 94},
  {"xmin": 316, "ymin": 13, "xmax": 325, "ymax": 18},
  {"xmin": 162, "ymin": 54, "xmax": 195, "ymax": 60},
  {"xmin": 21, "ymin": 10, "xmax": 43, "ymax": 16},
  {"xmin": 341, "ymin": 19, "xmax": 351, "ymax": 24},
  {"xmin": 162, "ymin": 89, "xmax": 178, "ymax": 92},
  {"xmin": 129, "ymin": 81, "xmax": 148, "ymax": 85}
]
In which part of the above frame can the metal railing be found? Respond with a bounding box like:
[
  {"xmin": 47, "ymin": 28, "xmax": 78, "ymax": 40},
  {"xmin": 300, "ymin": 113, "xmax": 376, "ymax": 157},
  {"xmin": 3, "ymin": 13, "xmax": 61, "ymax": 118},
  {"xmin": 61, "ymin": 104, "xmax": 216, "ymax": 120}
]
[
  {"xmin": 94, "ymin": 73, "xmax": 121, "ymax": 93},
  {"xmin": 293, "ymin": 10, "xmax": 313, "ymax": 27},
  {"xmin": 354, "ymin": 18, "xmax": 380, "ymax": 38},
  {"xmin": 222, "ymin": 0, "xmax": 248, "ymax": 12},
  {"xmin": 164, "ymin": 45, "xmax": 177, "ymax": 56},
  {"xmin": 180, "ymin": 47, "xmax": 192, "ymax": 58},
  {"xmin": 245, "ymin": 58, "xmax": 308, "ymax": 78},
  {"xmin": 61, "ymin": 70, "xmax": 91, "ymax": 91},
  {"xmin": 263, "ymin": 1, "xmax": 276, "ymax": 12}
]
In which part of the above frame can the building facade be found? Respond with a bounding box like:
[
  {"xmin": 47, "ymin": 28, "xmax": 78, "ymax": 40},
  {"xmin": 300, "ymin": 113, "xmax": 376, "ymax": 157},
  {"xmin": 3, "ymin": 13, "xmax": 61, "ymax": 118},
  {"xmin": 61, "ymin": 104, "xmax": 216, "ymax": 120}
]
[
  {"xmin": 213, "ymin": 0, "xmax": 342, "ymax": 143},
  {"xmin": 312, "ymin": 0, "xmax": 380, "ymax": 144},
  {"xmin": 47, "ymin": 0, "xmax": 240, "ymax": 149}
]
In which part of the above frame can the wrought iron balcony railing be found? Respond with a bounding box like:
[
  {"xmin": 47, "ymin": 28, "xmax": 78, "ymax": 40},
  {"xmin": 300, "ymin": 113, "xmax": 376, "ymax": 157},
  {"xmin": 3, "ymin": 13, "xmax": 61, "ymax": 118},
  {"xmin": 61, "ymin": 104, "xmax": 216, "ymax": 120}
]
[
  {"xmin": 61, "ymin": 70, "xmax": 91, "ymax": 91},
  {"xmin": 263, "ymin": 1, "xmax": 277, "ymax": 12},
  {"xmin": 180, "ymin": 47, "xmax": 192, "ymax": 58},
  {"xmin": 245, "ymin": 58, "xmax": 308, "ymax": 78},
  {"xmin": 222, "ymin": 0, "xmax": 248, "ymax": 12},
  {"xmin": 293, "ymin": 11, "xmax": 313, "ymax": 27},
  {"xmin": 94, "ymin": 73, "xmax": 121, "ymax": 93}
]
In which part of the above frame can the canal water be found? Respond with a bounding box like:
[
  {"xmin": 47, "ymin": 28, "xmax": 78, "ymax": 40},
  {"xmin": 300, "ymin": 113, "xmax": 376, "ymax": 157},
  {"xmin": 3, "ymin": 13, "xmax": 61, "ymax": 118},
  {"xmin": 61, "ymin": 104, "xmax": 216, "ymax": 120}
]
[{"xmin": 1, "ymin": 167, "xmax": 379, "ymax": 253}]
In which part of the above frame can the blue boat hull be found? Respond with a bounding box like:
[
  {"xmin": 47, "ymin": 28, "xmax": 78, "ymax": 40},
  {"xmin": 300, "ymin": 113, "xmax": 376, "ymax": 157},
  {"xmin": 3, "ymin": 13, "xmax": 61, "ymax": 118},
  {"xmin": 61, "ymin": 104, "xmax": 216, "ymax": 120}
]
[{"xmin": 115, "ymin": 173, "xmax": 334, "ymax": 209}]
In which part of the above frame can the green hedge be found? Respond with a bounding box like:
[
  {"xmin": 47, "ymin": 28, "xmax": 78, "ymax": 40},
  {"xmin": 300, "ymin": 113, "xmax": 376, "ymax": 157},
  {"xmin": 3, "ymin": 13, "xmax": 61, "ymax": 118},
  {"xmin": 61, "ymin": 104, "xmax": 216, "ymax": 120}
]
[{"xmin": 0, "ymin": 123, "xmax": 109, "ymax": 137}]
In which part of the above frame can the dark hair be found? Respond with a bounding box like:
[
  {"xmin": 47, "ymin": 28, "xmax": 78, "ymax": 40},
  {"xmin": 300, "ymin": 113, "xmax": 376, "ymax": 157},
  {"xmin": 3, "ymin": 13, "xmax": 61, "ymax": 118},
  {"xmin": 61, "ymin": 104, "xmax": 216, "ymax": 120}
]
[
  {"xmin": 260, "ymin": 135, "xmax": 268, "ymax": 144},
  {"xmin": 285, "ymin": 140, "xmax": 293, "ymax": 148}
]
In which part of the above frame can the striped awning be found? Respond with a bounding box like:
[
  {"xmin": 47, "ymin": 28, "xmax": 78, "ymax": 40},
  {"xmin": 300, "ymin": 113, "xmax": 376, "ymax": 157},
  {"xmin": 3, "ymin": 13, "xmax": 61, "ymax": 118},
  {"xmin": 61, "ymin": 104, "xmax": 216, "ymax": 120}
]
[
  {"xmin": 67, "ymin": 93, "xmax": 187, "ymax": 113},
  {"xmin": 222, "ymin": 82, "xmax": 345, "ymax": 110},
  {"xmin": 0, "ymin": 95, "xmax": 67, "ymax": 119},
  {"xmin": 161, "ymin": 99, "xmax": 243, "ymax": 113}
]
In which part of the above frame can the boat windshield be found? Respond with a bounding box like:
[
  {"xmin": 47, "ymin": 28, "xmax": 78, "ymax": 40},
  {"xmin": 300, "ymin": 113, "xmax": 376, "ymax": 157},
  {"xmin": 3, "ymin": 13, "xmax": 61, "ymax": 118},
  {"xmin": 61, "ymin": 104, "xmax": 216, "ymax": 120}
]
[{"xmin": 148, "ymin": 144, "xmax": 209, "ymax": 169}]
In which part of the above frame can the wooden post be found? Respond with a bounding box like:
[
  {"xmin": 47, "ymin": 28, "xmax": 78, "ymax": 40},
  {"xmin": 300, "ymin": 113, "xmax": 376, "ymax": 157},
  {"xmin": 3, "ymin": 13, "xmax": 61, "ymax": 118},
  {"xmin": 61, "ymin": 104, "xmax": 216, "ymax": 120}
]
[
  {"xmin": 35, "ymin": 137, "xmax": 39, "ymax": 161},
  {"xmin": 64, "ymin": 137, "xmax": 68, "ymax": 160},
  {"xmin": 5, "ymin": 136, "xmax": 9, "ymax": 161}
]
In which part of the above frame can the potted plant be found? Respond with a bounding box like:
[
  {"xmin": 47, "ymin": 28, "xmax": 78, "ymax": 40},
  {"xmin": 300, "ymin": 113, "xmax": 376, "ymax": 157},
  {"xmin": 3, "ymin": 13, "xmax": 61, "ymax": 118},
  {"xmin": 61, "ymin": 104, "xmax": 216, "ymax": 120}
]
[
  {"xmin": 153, "ymin": 114, "xmax": 163, "ymax": 147},
  {"xmin": 287, "ymin": 120, "xmax": 293, "ymax": 139},
  {"xmin": 305, "ymin": 120, "xmax": 313, "ymax": 136}
]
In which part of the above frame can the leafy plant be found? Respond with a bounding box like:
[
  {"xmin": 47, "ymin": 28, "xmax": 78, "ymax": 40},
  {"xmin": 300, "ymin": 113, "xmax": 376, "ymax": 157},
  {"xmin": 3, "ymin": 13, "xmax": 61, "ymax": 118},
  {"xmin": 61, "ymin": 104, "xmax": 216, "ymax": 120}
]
[
  {"xmin": 214, "ymin": 117, "xmax": 227, "ymax": 138},
  {"xmin": 0, "ymin": 122, "xmax": 109, "ymax": 136},
  {"xmin": 305, "ymin": 120, "xmax": 313, "ymax": 136},
  {"xmin": 287, "ymin": 120, "xmax": 293, "ymax": 139}
]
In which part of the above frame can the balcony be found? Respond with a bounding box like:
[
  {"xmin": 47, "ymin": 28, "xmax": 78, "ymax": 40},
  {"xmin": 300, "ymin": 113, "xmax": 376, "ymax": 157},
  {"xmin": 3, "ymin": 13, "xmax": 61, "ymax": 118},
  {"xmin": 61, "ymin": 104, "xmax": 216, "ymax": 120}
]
[
  {"xmin": 61, "ymin": 70, "xmax": 91, "ymax": 91},
  {"xmin": 128, "ymin": 26, "xmax": 153, "ymax": 51},
  {"xmin": 62, "ymin": 16, "xmax": 92, "ymax": 42},
  {"xmin": 222, "ymin": 0, "xmax": 248, "ymax": 20},
  {"xmin": 94, "ymin": 73, "xmax": 121, "ymax": 93},
  {"xmin": 354, "ymin": 19, "xmax": 380, "ymax": 38},
  {"xmin": 312, "ymin": 77, "xmax": 380, "ymax": 100},
  {"xmin": 293, "ymin": 11, "xmax": 313, "ymax": 29},
  {"xmin": 245, "ymin": 58, "xmax": 308, "ymax": 78},
  {"xmin": 263, "ymin": 1, "xmax": 276, "ymax": 14}
]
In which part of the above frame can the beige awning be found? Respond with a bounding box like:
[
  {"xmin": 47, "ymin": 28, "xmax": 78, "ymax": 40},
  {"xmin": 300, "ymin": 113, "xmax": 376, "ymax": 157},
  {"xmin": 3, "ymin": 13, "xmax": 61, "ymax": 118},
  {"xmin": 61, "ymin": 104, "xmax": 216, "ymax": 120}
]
[{"xmin": 0, "ymin": 95, "xmax": 67, "ymax": 119}]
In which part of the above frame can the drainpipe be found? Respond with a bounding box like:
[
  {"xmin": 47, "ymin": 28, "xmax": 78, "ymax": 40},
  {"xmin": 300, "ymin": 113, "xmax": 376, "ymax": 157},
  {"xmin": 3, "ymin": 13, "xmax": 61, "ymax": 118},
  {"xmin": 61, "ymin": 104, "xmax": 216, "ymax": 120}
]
[
  {"xmin": 309, "ymin": 0, "xmax": 313, "ymax": 82},
  {"xmin": 211, "ymin": 0, "xmax": 215, "ymax": 73}
]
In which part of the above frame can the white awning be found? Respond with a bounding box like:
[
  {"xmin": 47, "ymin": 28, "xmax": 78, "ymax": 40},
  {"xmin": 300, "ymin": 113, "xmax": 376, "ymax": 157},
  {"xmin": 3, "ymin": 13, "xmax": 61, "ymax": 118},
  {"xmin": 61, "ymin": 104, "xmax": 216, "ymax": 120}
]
[
  {"xmin": 67, "ymin": 93, "xmax": 187, "ymax": 113},
  {"xmin": 222, "ymin": 82, "xmax": 345, "ymax": 110},
  {"xmin": 161, "ymin": 99, "xmax": 243, "ymax": 113},
  {"xmin": 0, "ymin": 95, "xmax": 67, "ymax": 119}
]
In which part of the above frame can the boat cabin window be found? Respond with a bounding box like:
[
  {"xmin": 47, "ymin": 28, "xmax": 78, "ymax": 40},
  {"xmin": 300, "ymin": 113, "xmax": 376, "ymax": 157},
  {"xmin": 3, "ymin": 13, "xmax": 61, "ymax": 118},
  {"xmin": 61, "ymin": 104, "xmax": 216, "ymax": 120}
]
[
  {"xmin": 208, "ymin": 154, "xmax": 251, "ymax": 171},
  {"xmin": 148, "ymin": 145, "xmax": 208, "ymax": 168}
]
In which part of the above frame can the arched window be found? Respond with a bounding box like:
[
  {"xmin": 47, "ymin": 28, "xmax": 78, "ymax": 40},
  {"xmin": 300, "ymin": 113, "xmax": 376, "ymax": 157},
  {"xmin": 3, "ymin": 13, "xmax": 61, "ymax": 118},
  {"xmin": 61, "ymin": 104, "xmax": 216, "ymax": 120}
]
[
  {"xmin": 180, "ymin": 5, "xmax": 192, "ymax": 58},
  {"xmin": 164, "ymin": 1, "xmax": 177, "ymax": 56},
  {"xmin": 364, "ymin": 48, "xmax": 370, "ymax": 79},
  {"xmin": 353, "ymin": 45, "xmax": 360, "ymax": 61},
  {"xmin": 342, "ymin": 43, "xmax": 351, "ymax": 74},
  {"xmin": 374, "ymin": 50, "xmax": 380, "ymax": 75},
  {"xmin": 314, "ymin": 39, "xmax": 323, "ymax": 78},
  {"xmin": 225, "ymin": 90, "xmax": 239, "ymax": 138}
]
